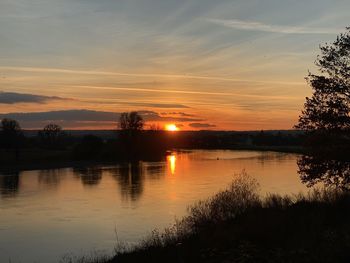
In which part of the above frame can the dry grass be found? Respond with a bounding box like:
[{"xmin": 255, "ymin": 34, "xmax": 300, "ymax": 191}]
[{"xmin": 111, "ymin": 172, "xmax": 350, "ymax": 262}]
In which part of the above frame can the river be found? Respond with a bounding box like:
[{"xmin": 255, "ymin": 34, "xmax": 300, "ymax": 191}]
[{"xmin": 0, "ymin": 150, "xmax": 306, "ymax": 262}]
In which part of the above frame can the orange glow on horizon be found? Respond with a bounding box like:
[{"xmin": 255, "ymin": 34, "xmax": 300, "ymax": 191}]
[{"xmin": 165, "ymin": 124, "xmax": 180, "ymax": 131}]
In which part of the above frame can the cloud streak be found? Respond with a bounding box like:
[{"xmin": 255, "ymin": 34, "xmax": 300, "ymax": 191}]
[
  {"xmin": 189, "ymin": 123, "xmax": 216, "ymax": 129},
  {"xmin": 0, "ymin": 109, "xmax": 203, "ymax": 128},
  {"xmin": 0, "ymin": 92, "xmax": 70, "ymax": 104},
  {"xmin": 89, "ymin": 100, "xmax": 190, "ymax": 109},
  {"xmin": 161, "ymin": 112, "xmax": 196, "ymax": 117},
  {"xmin": 0, "ymin": 92, "xmax": 189, "ymax": 108},
  {"xmin": 127, "ymin": 102, "xmax": 189, "ymax": 109},
  {"xmin": 77, "ymin": 85, "xmax": 301, "ymax": 100},
  {"xmin": 207, "ymin": 19, "xmax": 341, "ymax": 34},
  {"xmin": 0, "ymin": 66, "xmax": 305, "ymax": 85}
]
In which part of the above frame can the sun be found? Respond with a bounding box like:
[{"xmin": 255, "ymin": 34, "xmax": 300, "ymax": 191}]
[{"xmin": 165, "ymin": 124, "xmax": 179, "ymax": 131}]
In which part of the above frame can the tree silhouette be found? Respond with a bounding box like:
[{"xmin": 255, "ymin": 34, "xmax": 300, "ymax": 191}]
[
  {"xmin": 119, "ymin": 112, "xmax": 144, "ymax": 131},
  {"xmin": 0, "ymin": 118, "xmax": 23, "ymax": 160},
  {"xmin": 298, "ymin": 154, "xmax": 350, "ymax": 190},
  {"xmin": 38, "ymin": 123, "xmax": 65, "ymax": 149},
  {"xmin": 296, "ymin": 27, "xmax": 350, "ymax": 134},
  {"xmin": 118, "ymin": 112, "xmax": 145, "ymax": 159},
  {"xmin": 0, "ymin": 118, "xmax": 22, "ymax": 153},
  {"xmin": 296, "ymin": 28, "xmax": 350, "ymax": 189}
]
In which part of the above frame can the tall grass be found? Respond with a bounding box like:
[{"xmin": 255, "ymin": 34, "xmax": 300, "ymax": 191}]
[
  {"xmin": 112, "ymin": 172, "xmax": 350, "ymax": 262},
  {"xmin": 60, "ymin": 251, "xmax": 110, "ymax": 263}
]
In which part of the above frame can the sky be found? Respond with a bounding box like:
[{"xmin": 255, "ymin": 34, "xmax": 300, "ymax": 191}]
[{"xmin": 0, "ymin": 0, "xmax": 349, "ymax": 130}]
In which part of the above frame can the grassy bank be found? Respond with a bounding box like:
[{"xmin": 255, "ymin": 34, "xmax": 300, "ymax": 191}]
[{"xmin": 93, "ymin": 174, "xmax": 349, "ymax": 263}]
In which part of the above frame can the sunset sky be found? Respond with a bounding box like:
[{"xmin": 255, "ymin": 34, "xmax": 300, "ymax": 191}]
[{"xmin": 0, "ymin": 0, "xmax": 349, "ymax": 130}]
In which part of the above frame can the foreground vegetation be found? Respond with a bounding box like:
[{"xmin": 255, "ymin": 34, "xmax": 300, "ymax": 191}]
[{"xmin": 64, "ymin": 174, "xmax": 350, "ymax": 263}]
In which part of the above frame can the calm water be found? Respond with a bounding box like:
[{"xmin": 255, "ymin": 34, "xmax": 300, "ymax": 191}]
[{"xmin": 0, "ymin": 150, "xmax": 306, "ymax": 263}]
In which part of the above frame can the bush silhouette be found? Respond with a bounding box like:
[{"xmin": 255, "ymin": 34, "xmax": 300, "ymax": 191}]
[{"xmin": 38, "ymin": 123, "xmax": 65, "ymax": 149}]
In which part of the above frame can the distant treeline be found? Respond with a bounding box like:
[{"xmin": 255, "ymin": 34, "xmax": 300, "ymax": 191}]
[
  {"xmin": 15, "ymin": 129, "xmax": 305, "ymax": 150},
  {"xmin": 0, "ymin": 112, "xmax": 305, "ymax": 166}
]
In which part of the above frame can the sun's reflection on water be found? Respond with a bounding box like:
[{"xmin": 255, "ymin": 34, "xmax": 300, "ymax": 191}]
[{"xmin": 167, "ymin": 154, "xmax": 176, "ymax": 175}]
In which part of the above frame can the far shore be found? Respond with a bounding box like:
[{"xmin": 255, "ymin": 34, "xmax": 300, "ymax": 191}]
[{"xmin": 0, "ymin": 145, "xmax": 303, "ymax": 173}]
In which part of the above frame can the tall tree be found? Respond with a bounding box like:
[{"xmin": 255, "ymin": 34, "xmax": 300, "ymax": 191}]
[
  {"xmin": 119, "ymin": 112, "xmax": 144, "ymax": 131},
  {"xmin": 296, "ymin": 28, "xmax": 350, "ymax": 189},
  {"xmin": 118, "ymin": 112, "xmax": 145, "ymax": 159},
  {"xmin": 296, "ymin": 27, "xmax": 350, "ymax": 133},
  {"xmin": 0, "ymin": 118, "xmax": 23, "ymax": 160},
  {"xmin": 38, "ymin": 123, "xmax": 65, "ymax": 149},
  {"xmin": 0, "ymin": 118, "xmax": 22, "ymax": 149}
]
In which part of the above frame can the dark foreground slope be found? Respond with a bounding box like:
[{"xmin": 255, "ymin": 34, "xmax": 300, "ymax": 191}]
[{"xmin": 107, "ymin": 175, "xmax": 350, "ymax": 263}]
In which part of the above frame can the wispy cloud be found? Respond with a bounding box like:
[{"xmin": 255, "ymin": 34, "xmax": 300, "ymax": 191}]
[
  {"xmin": 0, "ymin": 66, "xmax": 304, "ymax": 85},
  {"xmin": 0, "ymin": 91, "xmax": 189, "ymax": 109},
  {"xmin": 189, "ymin": 123, "xmax": 216, "ymax": 129},
  {"xmin": 0, "ymin": 110, "xmax": 117, "ymax": 122},
  {"xmin": 207, "ymin": 19, "xmax": 341, "ymax": 34},
  {"xmin": 88, "ymin": 100, "xmax": 190, "ymax": 109},
  {"xmin": 0, "ymin": 109, "xmax": 203, "ymax": 129},
  {"xmin": 0, "ymin": 92, "xmax": 71, "ymax": 104},
  {"xmin": 137, "ymin": 110, "xmax": 203, "ymax": 122},
  {"xmin": 161, "ymin": 112, "xmax": 196, "ymax": 117},
  {"xmin": 127, "ymin": 102, "xmax": 189, "ymax": 109},
  {"xmin": 76, "ymin": 85, "xmax": 301, "ymax": 101}
]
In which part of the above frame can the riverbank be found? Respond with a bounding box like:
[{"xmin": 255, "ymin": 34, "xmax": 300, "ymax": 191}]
[
  {"xmin": 79, "ymin": 174, "xmax": 350, "ymax": 263},
  {"xmin": 0, "ymin": 147, "xmax": 165, "ymax": 171},
  {"xmin": 195, "ymin": 145, "xmax": 304, "ymax": 154},
  {"xmin": 0, "ymin": 145, "xmax": 303, "ymax": 173}
]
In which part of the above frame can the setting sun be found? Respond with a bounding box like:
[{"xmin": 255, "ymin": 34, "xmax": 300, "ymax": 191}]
[{"xmin": 165, "ymin": 124, "xmax": 179, "ymax": 131}]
